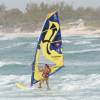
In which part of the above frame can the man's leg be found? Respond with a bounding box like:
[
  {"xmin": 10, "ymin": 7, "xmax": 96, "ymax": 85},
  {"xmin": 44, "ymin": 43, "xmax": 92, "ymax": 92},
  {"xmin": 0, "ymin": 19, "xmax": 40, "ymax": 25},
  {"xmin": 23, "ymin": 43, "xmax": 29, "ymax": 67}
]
[
  {"xmin": 45, "ymin": 78, "xmax": 50, "ymax": 89},
  {"xmin": 38, "ymin": 80, "xmax": 42, "ymax": 88}
]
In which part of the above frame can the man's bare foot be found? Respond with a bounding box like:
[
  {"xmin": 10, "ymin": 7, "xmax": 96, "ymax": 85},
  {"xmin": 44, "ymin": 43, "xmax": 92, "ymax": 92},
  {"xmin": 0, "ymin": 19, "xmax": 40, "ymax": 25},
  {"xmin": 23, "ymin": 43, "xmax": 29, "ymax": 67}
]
[{"xmin": 47, "ymin": 87, "xmax": 50, "ymax": 90}]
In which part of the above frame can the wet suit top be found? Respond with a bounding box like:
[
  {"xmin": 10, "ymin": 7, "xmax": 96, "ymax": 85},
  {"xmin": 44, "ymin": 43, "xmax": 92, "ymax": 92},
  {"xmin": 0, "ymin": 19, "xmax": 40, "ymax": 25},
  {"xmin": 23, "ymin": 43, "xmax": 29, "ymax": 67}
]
[{"xmin": 43, "ymin": 67, "xmax": 51, "ymax": 78}]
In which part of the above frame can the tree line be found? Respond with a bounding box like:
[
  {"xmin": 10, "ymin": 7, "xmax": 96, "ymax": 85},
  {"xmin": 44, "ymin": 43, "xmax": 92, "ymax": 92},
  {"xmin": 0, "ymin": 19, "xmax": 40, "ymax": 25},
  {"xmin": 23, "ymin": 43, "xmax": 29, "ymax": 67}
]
[{"xmin": 0, "ymin": 2, "xmax": 100, "ymax": 33}]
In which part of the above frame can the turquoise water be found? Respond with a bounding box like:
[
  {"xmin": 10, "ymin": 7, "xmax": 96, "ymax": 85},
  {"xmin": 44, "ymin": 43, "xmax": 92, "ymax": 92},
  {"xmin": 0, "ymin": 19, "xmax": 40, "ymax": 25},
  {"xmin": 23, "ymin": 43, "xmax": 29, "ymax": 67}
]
[{"xmin": 0, "ymin": 34, "xmax": 100, "ymax": 100}]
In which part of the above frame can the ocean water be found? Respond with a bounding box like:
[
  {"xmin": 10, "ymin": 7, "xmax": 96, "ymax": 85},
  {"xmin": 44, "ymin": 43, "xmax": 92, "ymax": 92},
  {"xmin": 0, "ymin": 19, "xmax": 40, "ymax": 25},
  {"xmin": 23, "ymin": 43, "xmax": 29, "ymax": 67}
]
[{"xmin": 0, "ymin": 33, "xmax": 100, "ymax": 100}]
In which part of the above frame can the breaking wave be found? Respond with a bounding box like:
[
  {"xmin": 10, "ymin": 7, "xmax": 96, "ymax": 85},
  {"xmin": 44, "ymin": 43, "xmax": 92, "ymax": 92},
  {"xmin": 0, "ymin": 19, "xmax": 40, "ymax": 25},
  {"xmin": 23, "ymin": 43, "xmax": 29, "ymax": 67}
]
[
  {"xmin": 64, "ymin": 48, "xmax": 100, "ymax": 54},
  {"xmin": 0, "ymin": 61, "xmax": 30, "ymax": 68}
]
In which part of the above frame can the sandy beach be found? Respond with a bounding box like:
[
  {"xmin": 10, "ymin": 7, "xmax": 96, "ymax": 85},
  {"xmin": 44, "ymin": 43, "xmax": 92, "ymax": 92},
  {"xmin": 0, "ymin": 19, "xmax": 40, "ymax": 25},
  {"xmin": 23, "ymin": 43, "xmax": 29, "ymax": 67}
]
[{"xmin": 0, "ymin": 26, "xmax": 100, "ymax": 38}]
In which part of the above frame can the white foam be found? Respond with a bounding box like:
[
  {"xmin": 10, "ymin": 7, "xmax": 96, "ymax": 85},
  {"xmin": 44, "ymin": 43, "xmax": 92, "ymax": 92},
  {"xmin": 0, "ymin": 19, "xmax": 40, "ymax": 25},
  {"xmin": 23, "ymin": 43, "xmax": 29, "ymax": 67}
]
[
  {"xmin": 64, "ymin": 61, "xmax": 100, "ymax": 66},
  {"xmin": 64, "ymin": 48, "xmax": 100, "ymax": 54},
  {"xmin": 60, "ymin": 74, "xmax": 100, "ymax": 91},
  {"xmin": 90, "ymin": 44, "xmax": 100, "ymax": 47},
  {"xmin": 4, "ymin": 97, "xmax": 66, "ymax": 100},
  {"xmin": 0, "ymin": 74, "xmax": 100, "ymax": 98},
  {"xmin": 0, "ymin": 75, "xmax": 18, "ymax": 85},
  {"xmin": 0, "ymin": 35, "xmax": 17, "ymax": 40},
  {"xmin": 74, "ymin": 41, "xmax": 91, "ymax": 45},
  {"xmin": 1, "ymin": 42, "xmax": 32, "ymax": 50},
  {"xmin": 0, "ymin": 32, "xmax": 33, "ymax": 39},
  {"xmin": 82, "ymin": 34, "xmax": 100, "ymax": 38},
  {"xmin": 0, "ymin": 61, "xmax": 29, "ymax": 68},
  {"xmin": 0, "ymin": 75, "xmax": 30, "ymax": 86},
  {"xmin": 62, "ymin": 40, "xmax": 72, "ymax": 43},
  {"xmin": 62, "ymin": 84, "xmax": 80, "ymax": 91},
  {"xmin": 50, "ymin": 74, "xmax": 100, "ymax": 92}
]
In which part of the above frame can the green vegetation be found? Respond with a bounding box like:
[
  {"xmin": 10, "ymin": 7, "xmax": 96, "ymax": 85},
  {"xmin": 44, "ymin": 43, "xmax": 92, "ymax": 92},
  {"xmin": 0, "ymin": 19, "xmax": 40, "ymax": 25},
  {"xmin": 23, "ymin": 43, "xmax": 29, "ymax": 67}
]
[{"xmin": 0, "ymin": 2, "xmax": 100, "ymax": 33}]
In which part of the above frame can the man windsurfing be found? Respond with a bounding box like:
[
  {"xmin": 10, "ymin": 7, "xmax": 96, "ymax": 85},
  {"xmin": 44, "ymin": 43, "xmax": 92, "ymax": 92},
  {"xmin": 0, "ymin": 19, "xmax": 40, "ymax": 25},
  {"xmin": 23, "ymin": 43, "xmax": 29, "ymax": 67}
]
[{"xmin": 38, "ymin": 64, "xmax": 51, "ymax": 89}]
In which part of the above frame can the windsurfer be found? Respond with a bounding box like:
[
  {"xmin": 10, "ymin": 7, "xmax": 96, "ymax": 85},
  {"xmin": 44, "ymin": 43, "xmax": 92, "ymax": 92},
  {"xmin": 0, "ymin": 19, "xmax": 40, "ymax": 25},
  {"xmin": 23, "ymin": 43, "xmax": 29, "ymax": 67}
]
[{"xmin": 38, "ymin": 64, "xmax": 51, "ymax": 89}]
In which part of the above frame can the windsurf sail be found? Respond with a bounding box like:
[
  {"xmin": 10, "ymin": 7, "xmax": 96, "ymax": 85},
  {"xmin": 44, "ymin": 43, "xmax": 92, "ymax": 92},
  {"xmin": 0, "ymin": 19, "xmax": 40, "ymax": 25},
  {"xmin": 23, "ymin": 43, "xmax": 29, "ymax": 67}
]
[{"xmin": 31, "ymin": 11, "xmax": 64, "ymax": 86}]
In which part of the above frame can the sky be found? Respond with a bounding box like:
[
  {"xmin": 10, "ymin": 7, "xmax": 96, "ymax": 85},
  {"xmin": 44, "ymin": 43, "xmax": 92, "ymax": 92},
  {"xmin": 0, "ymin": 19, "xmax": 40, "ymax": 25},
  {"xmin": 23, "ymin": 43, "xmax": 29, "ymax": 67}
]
[{"xmin": 0, "ymin": 0, "xmax": 100, "ymax": 11}]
